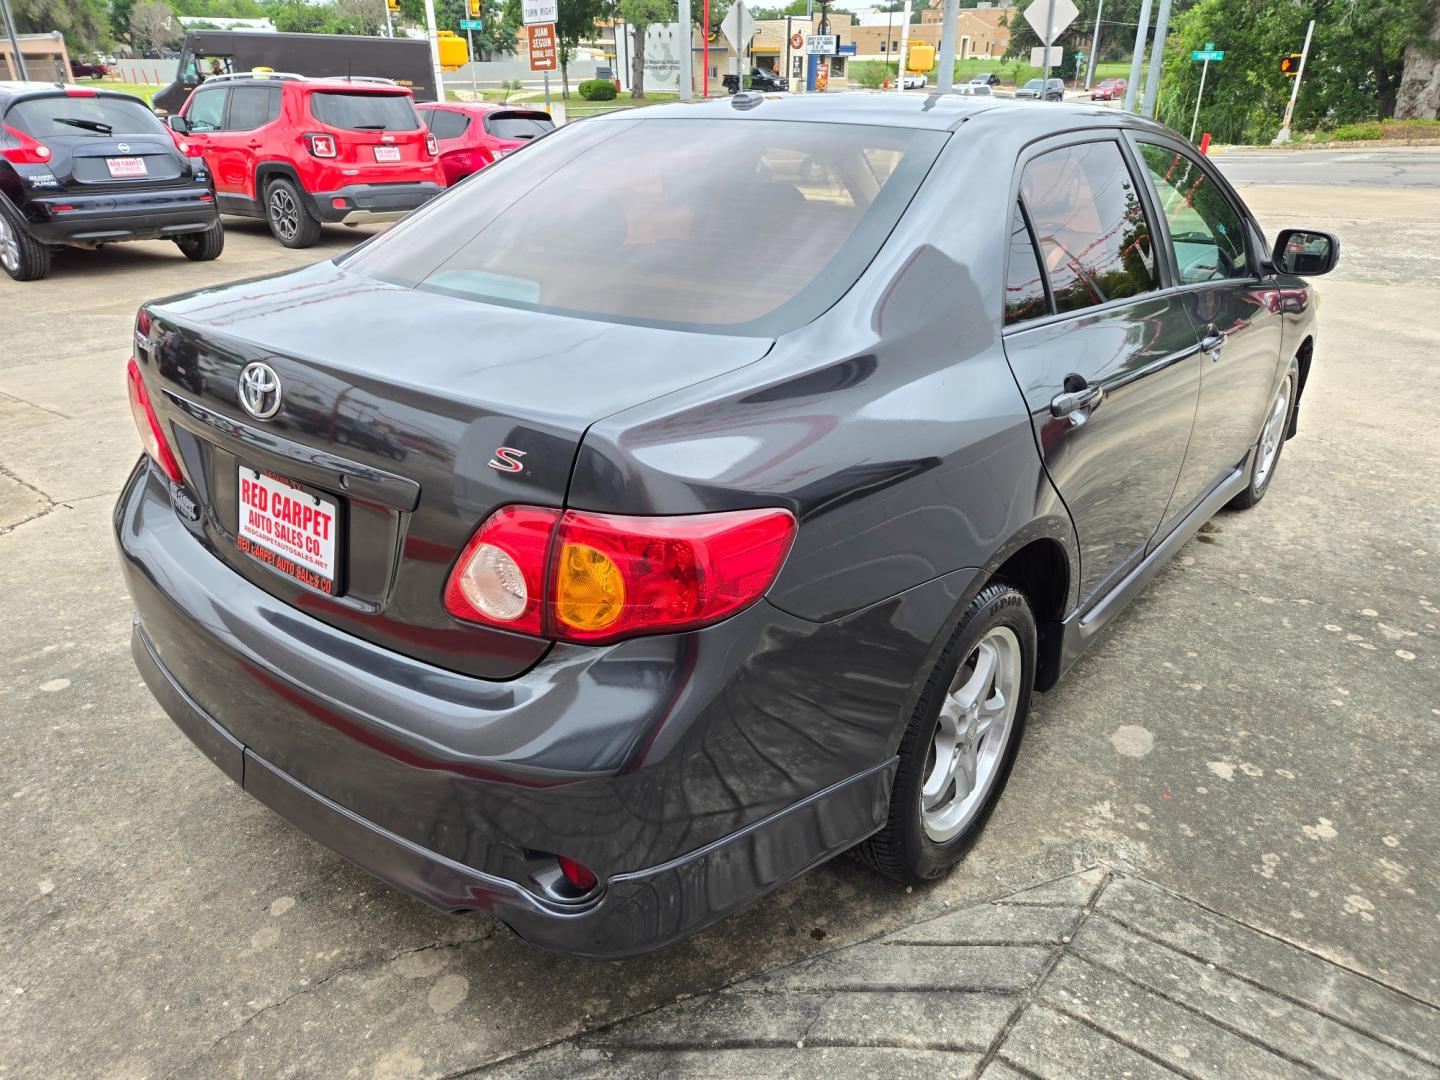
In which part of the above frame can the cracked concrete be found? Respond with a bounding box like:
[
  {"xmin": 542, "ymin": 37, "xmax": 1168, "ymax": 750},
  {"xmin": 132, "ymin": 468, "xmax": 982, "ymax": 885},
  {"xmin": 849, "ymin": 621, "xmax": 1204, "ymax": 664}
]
[{"xmin": 1, "ymin": 160, "xmax": 1436, "ymax": 1078}]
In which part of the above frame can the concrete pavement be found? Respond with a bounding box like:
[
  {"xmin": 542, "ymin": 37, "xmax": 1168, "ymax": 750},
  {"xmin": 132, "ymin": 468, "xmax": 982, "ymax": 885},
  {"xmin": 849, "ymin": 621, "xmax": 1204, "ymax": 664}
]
[{"xmin": 1, "ymin": 153, "xmax": 1437, "ymax": 1078}]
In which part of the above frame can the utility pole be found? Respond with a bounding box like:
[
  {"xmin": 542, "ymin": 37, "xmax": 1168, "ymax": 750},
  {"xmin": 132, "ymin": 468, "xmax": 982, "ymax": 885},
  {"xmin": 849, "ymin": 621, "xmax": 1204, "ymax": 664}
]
[
  {"xmin": 423, "ymin": 0, "xmax": 446, "ymax": 103},
  {"xmin": 1139, "ymin": 0, "xmax": 1171, "ymax": 117},
  {"xmin": 1, "ymin": 0, "xmax": 28, "ymax": 82},
  {"xmin": 1084, "ymin": 0, "xmax": 1102, "ymax": 90},
  {"xmin": 936, "ymin": 0, "xmax": 959, "ymax": 93},
  {"xmin": 1122, "ymin": 0, "xmax": 1152, "ymax": 112},
  {"xmin": 678, "ymin": 0, "xmax": 692, "ymax": 99},
  {"xmin": 895, "ymin": 0, "xmax": 911, "ymax": 91},
  {"xmin": 1272, "ymin": 18, "xmax": 1314, "ymax": 145}
]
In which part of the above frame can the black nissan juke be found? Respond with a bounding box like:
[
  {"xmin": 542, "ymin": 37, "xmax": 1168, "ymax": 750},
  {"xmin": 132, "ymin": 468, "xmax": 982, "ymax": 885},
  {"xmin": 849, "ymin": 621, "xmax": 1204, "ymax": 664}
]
[{"xmin": 0, "ymin": 82, "xmax": 223, "ymax": 281}]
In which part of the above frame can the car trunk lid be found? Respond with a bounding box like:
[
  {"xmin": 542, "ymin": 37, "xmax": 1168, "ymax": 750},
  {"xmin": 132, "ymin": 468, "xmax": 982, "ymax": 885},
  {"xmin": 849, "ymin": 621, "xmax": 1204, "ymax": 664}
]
[{"xmin": 140, "ymin": 261, "xmax": 774, "ymax": 680}]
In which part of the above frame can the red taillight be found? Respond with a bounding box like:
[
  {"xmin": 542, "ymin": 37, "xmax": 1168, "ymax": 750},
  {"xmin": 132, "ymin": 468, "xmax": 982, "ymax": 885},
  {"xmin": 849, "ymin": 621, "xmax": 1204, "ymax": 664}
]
[
  {"xmin": 443, "ymin": 506, "xmax": 796, "ymax": 644},
  {"xmin": 425, "ymin": 132, "xmax": 438, "ymax": 156},
  {"xmin": 556, "ymin": 856, "xmax": 597, "ymax": 891},
  {"xmin": 126, "ymin": 356, "xmax": 183, "ymax": 485},
  {"xmin": 1, "ymin": 124, "xmax": 51, "ymax": 165},
  {"xmin": 306, "ymin": 133, "xmax": 337, "ymax": 158}
]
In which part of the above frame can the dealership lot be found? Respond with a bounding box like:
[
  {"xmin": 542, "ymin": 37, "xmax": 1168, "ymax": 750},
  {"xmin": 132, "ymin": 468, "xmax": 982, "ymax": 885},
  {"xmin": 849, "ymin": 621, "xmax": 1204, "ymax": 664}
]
[{"xmin": 2, "ymin": 156, "xmax": 1438, "ymax": 1077}]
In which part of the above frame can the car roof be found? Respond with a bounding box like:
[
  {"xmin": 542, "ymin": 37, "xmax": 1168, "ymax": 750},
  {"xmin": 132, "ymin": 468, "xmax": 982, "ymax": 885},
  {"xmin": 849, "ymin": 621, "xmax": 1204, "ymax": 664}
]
[
  {"xmin": 596, "ymin": 90, "xmax": 1175, "ymax": 138},
  {"xmin": 421, "ymin": 101, "xmax": 550, "ymax": 116},
  {"xmin": 0, "ymin": 81, "xmax": 150, "ymax": 106}
]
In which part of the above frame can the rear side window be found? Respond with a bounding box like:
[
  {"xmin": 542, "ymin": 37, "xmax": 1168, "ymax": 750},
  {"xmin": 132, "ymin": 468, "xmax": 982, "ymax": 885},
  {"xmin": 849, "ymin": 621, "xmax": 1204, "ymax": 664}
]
[
  {"xmin": 484, "ymin": 112, "xmax": 553, "ymax": 140},
  {"xmin": 1020, "ymin": 140, "xmax": 1156, "ymax": 314},
  {"xmin": 1137, "ymin": 142, "xmax": 1250, "ymax": 283},
  {"xmin": 309, "ymin": 92, "xmax": 419, "ymax": 131},
  {"xmin": 226, "ymin": 85, "xmax": 279, "ymax": 131},
  {"xmin": 424, "ymin": 108, "xmax": 470, "ymax": 139},
  {"xmin": 6, "ymin": 95, "xmax": 167, "ymax": 138},
  {"xmin": 348, "ymin": 117, "xmax": 947, "ymax": 334},
  {"xmin": 1005, "ymin": 202, "xmax": 1049, "ymax": 326}
]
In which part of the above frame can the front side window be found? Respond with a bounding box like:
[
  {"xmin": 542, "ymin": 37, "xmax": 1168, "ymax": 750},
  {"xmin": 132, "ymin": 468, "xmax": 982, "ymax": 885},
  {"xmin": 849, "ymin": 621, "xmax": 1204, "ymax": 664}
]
[
  {"xmin": 1020, "ymin": 140, "xmax": 1157, "ymax": 314},
  {"xmin": 1005, "ymin": 202, "xmax": 1049, "ymax": 326},
  {"xmin": 309, "ymin": 91, "xmax": 419, "ymax": 131},
  {"xmin": 348, "ymin": 117, "xmax": 947, "ymax": 333},
  {"xmin": 185, "ymin": 88, "xmax": 226, "ymax": 132},
  {"xmin": 1138, "ymin": 142, "xmax": 1250, "ymax": 284},
  {"xmin": 7, "ymin": 94, "xmax": 168, "ymax": 138}
]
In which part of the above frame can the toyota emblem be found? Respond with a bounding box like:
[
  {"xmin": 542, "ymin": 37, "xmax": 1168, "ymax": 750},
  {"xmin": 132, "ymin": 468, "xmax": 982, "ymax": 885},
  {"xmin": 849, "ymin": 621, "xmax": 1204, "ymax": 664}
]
[
  {"xmin": 116, "ymin": 142, "xmax": 130, "ymax": 153},
  {"xmin": 238, "ymin": 361, "xmax": 282, "ymax": 420}
]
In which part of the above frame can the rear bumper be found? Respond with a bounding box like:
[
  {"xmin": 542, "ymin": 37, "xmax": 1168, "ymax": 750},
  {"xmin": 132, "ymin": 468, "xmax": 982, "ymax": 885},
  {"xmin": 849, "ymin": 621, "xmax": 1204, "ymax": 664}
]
[
  {"xmin": 308, "ymin": 181, "xmax": 444, "ymax": 225},
  {"xmin": 113, "ymin": 461, "xmax": 968, "ymax": 956},
  {"xmin": 26, "ymin": 189, "xmax": 219, "ymax": 244}
]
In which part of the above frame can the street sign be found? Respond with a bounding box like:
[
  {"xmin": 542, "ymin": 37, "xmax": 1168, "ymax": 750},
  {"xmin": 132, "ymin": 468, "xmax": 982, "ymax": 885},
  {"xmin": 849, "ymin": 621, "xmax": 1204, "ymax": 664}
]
[
  {"xmin": 521, "ymin": 0, "xmax": 556, "ymax": 26},
  {"xmin": 720, "ymin": 1, "xmax": 756, "ymax": 54},
  {"xmin": 459, "ymin": 18, "xmax": 484, "ymax": 30},
  {"xmin": 805, "ymin": 34, "xmax": 839, "ymax": 55},
  {"xmin": 1028, "ymin": 45, "xmax": 1062, "ymax": 67},
  {"xmin": 527, "ymin": 22, "xmax": 557, "ymax": 70},
  {"xmin": 1023, "ymin": 0, "xmax": 1078, "ymax": 46},
  {"xmin": 1190, "ymin": 49, "xmax": 1224, "ymax": 61}
]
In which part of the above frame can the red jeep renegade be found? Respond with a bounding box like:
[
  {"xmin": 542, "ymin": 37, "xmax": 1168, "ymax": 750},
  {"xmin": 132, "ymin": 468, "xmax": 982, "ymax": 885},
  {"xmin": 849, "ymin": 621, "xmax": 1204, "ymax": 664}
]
[{"xmin": 169, "ymin": 73, "xmax": 444, "ymax": 248}]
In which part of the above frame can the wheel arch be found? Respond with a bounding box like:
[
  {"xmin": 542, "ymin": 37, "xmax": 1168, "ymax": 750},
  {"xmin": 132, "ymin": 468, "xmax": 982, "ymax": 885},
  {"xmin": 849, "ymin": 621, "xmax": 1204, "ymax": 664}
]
[
  {"xmin": 1287, "ymin": 334, "xmax": 1313, "ymax": 439},
  {"xmin": 254, "ymin": 161, "xmax": 304, "ymax": 203},
  {"xmin": 986, "ymin": 534, "xmax": 1073, "ymax": 692}
]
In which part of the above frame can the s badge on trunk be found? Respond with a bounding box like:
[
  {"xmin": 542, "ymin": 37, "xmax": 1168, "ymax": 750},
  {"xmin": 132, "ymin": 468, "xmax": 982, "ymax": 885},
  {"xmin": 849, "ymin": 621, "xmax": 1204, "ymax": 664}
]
[
  {"xmin": 488, "ymin": 447, "xmax": 527, "ymax": 473},
  {"xmin": 238, "ymin": 362, "xmax": 282, "ymax": 420}
]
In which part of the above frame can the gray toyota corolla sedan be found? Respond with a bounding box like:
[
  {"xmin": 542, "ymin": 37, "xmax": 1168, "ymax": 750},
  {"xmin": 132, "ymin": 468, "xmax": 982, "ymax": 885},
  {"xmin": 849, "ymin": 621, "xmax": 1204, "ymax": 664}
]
[{"xmin": 116, "ymin": 92, "xmax": 1338, "ymax": 956}]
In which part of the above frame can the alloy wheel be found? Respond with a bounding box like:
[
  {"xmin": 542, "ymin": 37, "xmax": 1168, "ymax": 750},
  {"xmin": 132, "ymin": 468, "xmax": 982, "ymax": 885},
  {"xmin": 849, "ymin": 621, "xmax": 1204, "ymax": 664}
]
[
  {"xmin": 0, "ymin": 213, "xmax": 19, "ymax": 274},
  {"xmin": 920, "ymin": 626, "xmax": 1022, "ymax": 843},
  {"xmin": 1254, "ymin": 376, "xmax": 1292, "ymax": 490},
  {"xmin": 268, "ymin": 187, "xmax": 299, "ymax": 241}
]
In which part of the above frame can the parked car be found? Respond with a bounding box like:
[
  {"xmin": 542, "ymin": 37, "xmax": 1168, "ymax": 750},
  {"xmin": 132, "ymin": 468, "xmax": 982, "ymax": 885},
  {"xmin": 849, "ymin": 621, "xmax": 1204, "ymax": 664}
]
[
  {"xmin": 0, "ymin": 83, "xmax": 221, "ymax": 281},
  {"xmin": 955, "ymin": 83, "xmax": 993, "ymax": 96},
  {"xmin": 416, "ymin": 101, "xmax": 553, "ymax": 186},
  {"xmin": 167, "ymin": 72, "xmax": 445, "ymax": 247},
  {"xmin": 970, "ymin": 73, "xmax": 1000, "ymax": 87},
  {"xmin": 902, "ymin": 72, "xmax": 929, "ymax": 89},
  {"xmin": 1090, "ymin": 77, "xmax": 1127, "ymax": 101},
  {"xmin": 723, "ymin": 68, "xmax": 789, "ymax": 94},
  {"xmin": 117, "ymin": 94, "xmax": 1336, "ymax": 956},
  {"xmin": 69, "ymin": 59, "xmax": 110, "ymax": 80},
  {"xmin": 1016, "ymin": 77, "xmax": 1065, "ymax": 101}
]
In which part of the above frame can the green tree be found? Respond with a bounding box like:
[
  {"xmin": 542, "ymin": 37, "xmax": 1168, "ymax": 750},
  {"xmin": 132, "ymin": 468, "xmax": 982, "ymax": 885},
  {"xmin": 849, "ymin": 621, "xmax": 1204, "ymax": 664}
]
[
  {"xmin": 398, "ymin": 0, "xmax": 518, "ymax": 60},
  {"xmin": 8, "ymin": 0, "xmax": 111, "ymax": 52},
  {"xmin": 618, "ymin": 0, "xmax": 673, "ymax": 97}
]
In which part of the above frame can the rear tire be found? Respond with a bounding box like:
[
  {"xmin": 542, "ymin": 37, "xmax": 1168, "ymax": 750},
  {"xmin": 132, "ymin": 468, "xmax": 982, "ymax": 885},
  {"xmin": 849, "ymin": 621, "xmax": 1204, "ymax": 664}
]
[
  {"xmin": 1229, "ymin": 359, "xmax": 1298, "ymax": 510},
  {"xmin": 855, "ymin": 582, "xmax": 1036, "ymax": 884},
  {"xmin": 0, "ymin": 197, "xmax": 52, "ymax": 281},
  {"xmin": 176, "ymin": 220, "xmax": 225, "ymax": 261},
  {"xmin": 266, "ymin": 178, "xmax": 322, "ymax": 249}
]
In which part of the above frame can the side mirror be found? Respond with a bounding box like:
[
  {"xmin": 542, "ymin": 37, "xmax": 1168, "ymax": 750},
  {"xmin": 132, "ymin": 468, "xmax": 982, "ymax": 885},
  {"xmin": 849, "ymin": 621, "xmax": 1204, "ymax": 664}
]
[
  {"xmin": 1272, "ymin": 228, "xmax": 1339, "ymax": 277},
  {"xmin": 167, "ymin": 114, "xmax": 190, "ymax": 134}
]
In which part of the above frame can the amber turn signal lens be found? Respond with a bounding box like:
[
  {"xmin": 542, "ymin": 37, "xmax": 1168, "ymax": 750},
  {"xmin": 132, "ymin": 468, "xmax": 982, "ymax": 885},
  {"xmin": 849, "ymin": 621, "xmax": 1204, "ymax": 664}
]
[{"xmin": 554, "ymin": 543, "xmax": 625, "ymax": 632}]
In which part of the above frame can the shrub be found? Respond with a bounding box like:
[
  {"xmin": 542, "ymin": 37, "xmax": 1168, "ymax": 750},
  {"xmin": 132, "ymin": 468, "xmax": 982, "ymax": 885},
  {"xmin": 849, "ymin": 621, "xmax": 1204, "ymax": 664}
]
[
  {"xmin": 579, "ymin": 79, "xmax": 617, "ymax": 101},
  {"xmin": 852, "ymin": 60, "xmax": 894, "ymax": 90}
]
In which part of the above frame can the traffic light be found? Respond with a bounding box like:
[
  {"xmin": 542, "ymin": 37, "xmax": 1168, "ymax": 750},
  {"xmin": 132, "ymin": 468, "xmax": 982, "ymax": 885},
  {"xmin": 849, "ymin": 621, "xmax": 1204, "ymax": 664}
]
[
  {"xmin": 1280, "ymin": 54, "xmax": 1302, "ymax": 76},
  {"xmin": 386, "ymin": 0, "xmax": 398, "ymax": 11},
  {"xmin": 468, "ymin": 0, "xmax": 481, "ymax": 15}
]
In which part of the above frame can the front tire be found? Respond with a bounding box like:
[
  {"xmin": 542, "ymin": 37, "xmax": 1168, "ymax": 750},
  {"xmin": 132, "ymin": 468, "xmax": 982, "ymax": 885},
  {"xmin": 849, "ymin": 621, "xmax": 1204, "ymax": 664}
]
[
  {"xmin": 266, "ymin": 178, "xmax": 321, "ymax": 249},
  {"xmin": 0, "ymin": 198, "xmax": 52, "ymax": 281},
  {"xmin": 1229, "ymin": 359, "xmax": 1298, "ymax": 510},
  {"xmin": 176, "ymin": 220, "xmax": 224, "ymax": 261},
  {"xmin": 856, "ymin": 582, "xmax": 1036, "ymax": 883}
]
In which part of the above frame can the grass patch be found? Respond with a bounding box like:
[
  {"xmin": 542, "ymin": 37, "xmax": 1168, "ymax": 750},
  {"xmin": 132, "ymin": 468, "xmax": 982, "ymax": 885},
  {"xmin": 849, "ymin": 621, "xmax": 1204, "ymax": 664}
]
[
  {"xmin": 564, "ymin": 92, "xmax": 677, "ymax": 116},
  {"xmin": 1325, "ymin": 118, "xmax": 1440, "ymax": 142},
  {"xmin": 98, "ymin": 81, "xmax": 160, "ymax": 103}
]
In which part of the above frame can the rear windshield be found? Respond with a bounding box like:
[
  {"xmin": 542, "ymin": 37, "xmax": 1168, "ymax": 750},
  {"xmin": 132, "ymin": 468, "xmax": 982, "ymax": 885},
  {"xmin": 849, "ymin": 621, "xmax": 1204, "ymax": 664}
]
[
  {"xmin": 484, "ymin": 112, "xmax": 554, "ymax": 140},
  {"xmin": 346, "ymin": 117, "xmax": 946, "ymax": 334},
  {"xmin": 308, "ymin": 91, "xmax": 419, "ymax": 131},
  {"xmin": 5, "ymin": 95, "xmax": 166, "ymax": 138}
]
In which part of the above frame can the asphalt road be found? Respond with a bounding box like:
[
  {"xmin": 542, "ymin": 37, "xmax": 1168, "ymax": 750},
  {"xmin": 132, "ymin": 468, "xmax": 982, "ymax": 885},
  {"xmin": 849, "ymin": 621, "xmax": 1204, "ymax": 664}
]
[
  {"xmin": 1215, "ymin": 146, "xmax": 1440, "ymax": 188},
  {"xmin": 2, "ymin": 149, "xmax": 1437, "ymax": 1079}
]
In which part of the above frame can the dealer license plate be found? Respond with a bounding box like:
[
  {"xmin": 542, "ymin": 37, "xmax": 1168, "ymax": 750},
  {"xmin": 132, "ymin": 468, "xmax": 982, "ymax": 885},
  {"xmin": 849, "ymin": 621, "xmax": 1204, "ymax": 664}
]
[
  {"xmin": 236, "ymin": 466, "xmax": 340, "ymax": 594},
  {"xmin": 106, "ymin": 156, "xmax": 148, "ymax": 178},
  {"xmin": 373, "ymin": 145, "xmax": 401, "ymax": 162}
]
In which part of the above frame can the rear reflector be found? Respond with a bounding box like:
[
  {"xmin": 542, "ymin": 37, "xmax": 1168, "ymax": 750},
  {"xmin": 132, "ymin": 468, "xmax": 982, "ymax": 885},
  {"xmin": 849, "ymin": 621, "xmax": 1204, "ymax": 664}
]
[
  {"xmin": 126, "ymin": 354, "xmax": 183, "ymax": 485},
  {"xmin": 444, "ymin": 506, "xmax": 796, "ymax": 644},
  {"xmin": 331, "ymin": 197, "xmax": 347, "ymax": 209},
  {"xmin": 556, "ymin": 856, "xmax": 597, "ymax": 892}
]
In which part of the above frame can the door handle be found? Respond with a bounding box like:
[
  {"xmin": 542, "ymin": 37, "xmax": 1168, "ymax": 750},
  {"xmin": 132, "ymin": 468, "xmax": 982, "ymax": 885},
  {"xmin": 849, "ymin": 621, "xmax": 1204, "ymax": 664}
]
[
  {"xmin": 246, "ymin": 141, "xmax": 262, "ymax": 148},
  {"xmin": 1200, "ymin": 324, "xmax": 1224, "ymax": 361},
  {"xmin": 1050, "ymin": 378, "xmax": 1103, "ymax": 425}
]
